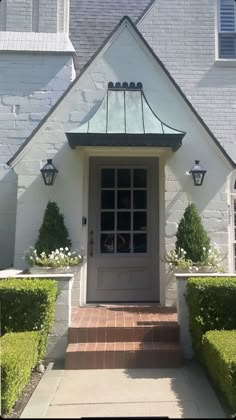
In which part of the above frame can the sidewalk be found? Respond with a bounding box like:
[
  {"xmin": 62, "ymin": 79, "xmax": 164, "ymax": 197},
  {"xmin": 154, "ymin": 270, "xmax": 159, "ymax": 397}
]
[{"xmin": 21, "ymin": 361, "xmax": 226, "ymax": 419}]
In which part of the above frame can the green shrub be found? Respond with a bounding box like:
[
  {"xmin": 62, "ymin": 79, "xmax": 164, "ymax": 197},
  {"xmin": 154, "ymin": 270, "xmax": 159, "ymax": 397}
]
[
  {"xmin": 176, "ymin": 203, "xmax": 210, "ymax": 263},
  {"xmin": 0, "ymin": 278, "xmax": 58, "ymax": 359},
  {"xmin": 35, "ymin": 201, "xmax": 72, "ymax": 255},
  {"xmin": 202, "ymin": 330, "xmax": 236, "ymax": 414},
  {"xmin": 186, "ymin": 277, "xmax": 236, "ymax": 357},
  {"xmin": 1, "ymin": 332, "xmax": 40, "ymax": 414}
]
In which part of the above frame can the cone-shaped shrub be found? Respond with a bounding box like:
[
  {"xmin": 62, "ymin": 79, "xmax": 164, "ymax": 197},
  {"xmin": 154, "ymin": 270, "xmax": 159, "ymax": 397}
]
[
  {"xmin": 175, "ymin": 203, "xmax": 210, "ymax": 263},
  {"xmin": 35, "ymin": 201, "xmax": 72, "ymax": 255}
]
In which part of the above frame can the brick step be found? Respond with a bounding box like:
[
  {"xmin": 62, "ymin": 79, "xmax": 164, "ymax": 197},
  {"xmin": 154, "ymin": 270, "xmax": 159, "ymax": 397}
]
[
  {"xmin": 68, "ymin": 323, "xmax": 180, "ymax": 344},
  {"xmin": 65, "ymin": 342, "xmax": 184, "ymax": 369}
]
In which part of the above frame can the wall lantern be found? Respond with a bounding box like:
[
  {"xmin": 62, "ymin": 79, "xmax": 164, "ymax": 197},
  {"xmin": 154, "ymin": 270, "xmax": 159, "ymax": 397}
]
[
  {"xmin": 189, "ymin": 160, "xmax": 207, "ymax": 186},
  {"xmin": 40, "ymin": 159, "xmax": 58, "ymax": 186}
]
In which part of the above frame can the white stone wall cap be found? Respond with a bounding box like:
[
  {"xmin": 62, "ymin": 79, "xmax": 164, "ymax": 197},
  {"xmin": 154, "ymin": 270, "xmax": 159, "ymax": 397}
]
[
  {"xmin": 0, "ymin": 273, "xmax": 74, "ymax": 280},
  {"xmin": 0, "ymin": 32, "xmax": 75, "ymax": 53},
  {"xmin": 175, "ymin": 272, "xmax": 236, "ymax": 278},
  {"xmin": 0, "ymin": 269, "xmax": 23, "ymax": 278}
]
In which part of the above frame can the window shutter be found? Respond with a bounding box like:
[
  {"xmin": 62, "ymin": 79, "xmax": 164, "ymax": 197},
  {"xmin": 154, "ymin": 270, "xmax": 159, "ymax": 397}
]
[
  {"xmin": 220, "ymin": 0, "xmax": 235, "ymax": 32},
  {"xmin": 219, "ymin": 0, "xmax": 236, "ymax": 57}
]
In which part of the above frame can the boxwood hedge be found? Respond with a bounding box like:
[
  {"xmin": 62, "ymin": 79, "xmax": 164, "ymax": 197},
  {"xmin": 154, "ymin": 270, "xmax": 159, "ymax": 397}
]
[
  {"xmin": 1, "ymin": 332, "xmax": 40, "ymax": 414},
  {"xmin": 0, "ymin": 278, "xmax": 58, "ymax": 359},
  {"xmin": 202, "ymin": 330, "xmax": 236, "ymax": 414},
  {"xmin": 186, "ymin": 276, "xmax": 236, "ymax": 357}
]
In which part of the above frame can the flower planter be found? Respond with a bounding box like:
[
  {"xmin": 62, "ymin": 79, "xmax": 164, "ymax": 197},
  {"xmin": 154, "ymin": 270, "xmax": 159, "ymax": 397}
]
[
  {"xmin": 173, "ymin": 266, "xmax": 218, "ymax": 275},
  {"xmin": 28, "ymin": 265, "xmax": 81, "ymax": 275}
]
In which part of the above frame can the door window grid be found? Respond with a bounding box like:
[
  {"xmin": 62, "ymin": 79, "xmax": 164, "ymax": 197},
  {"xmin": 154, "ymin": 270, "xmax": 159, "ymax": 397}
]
[{"xmin": 100, "ymin": 168, "xmax": 147, "ymax": 254}]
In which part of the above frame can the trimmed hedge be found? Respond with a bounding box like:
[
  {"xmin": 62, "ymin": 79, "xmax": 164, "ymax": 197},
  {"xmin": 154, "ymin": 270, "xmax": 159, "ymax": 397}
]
[
  {"xmin": 186, "ymin": 277, "xmax": 236, "ymax": 357},
  {"xmin": 0, "ymin": 278, "xmax": 58, "ymax": 359},
  {"xmin": 1, "ymin": 332, "xmax": 40, "ymax": 414},
  {"xmin": 202, "ymin": 330, "xmax": 236, "ymax": 413}
]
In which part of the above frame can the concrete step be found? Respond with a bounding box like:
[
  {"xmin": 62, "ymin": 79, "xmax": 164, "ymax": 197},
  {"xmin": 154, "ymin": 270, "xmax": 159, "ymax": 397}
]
[
  {"xmin": 65, "ymin": 342, "xmax": 184, "ymax": 369},
  {"xmin": 68, "ymin": 323, "xmax": 180, "ymax": 344}
]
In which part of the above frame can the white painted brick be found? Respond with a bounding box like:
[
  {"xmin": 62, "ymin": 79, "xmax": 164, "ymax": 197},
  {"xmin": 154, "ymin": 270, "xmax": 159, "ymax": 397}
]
[{"xmin": 139, "ymin": 0, "xmax": 236, "ymax": 161}]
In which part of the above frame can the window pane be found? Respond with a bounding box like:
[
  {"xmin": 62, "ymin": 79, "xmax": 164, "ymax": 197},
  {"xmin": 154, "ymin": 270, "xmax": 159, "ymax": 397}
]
[
  {"xmin": 101, "ymin": 212, "xmax": 114, "ymax": 231},
  {"xmin": 101, "ymin": 234, "xmax": 114, "ymax": 253},
  {"xmin": 117, "ymin": 169, "xmax": 131, "ymax": 187},
  {"xmin": 117, "ymin": 212, "xmax": 131, "ymax": 230},
  {"xmin": 133, "ymin": 191, "xmax": 147, "ymax": 209},
  {"xmin": 117, "ymin": 233, "xmax": 131, "ymax": 253},
  {"xmin": 133, "ymin": 234, "xmax": 147, "ymax": 253},
  {"xmin": 101, "ymin": 169, "xmax": 115, "ymax": 188},
  {"xmin": 101, "ymin": 191, "xmax": 115, "ymax": 209},
  {"xmin": 133, "ymin": 212, "xmax": 147, "ymax": 231},
  {"xmin": 118, "ymin": 191, "xmax": 131, "ymax": 209},
  {"xmin": 133, "ymin": 169, "xmax": 147, "ymax": 188}
]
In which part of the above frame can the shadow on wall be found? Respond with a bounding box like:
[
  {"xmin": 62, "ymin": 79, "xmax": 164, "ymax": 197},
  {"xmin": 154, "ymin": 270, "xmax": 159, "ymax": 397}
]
[
  {"xmin": 197, "ymin": 63, "xmax": 236, "ymax": 89},
  {"xmin": 0, "ymin": 165, "xmax": 17, "ymax": 269},
  {"xmin": 0, "ymin": 54, "xmax": 72, "ymax": 97}
]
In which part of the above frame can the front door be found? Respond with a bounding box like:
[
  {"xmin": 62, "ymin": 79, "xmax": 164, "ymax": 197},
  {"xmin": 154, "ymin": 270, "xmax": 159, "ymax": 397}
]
[{"xmin": 87, "ymin": 157, "xmax": 159, "ymax": 302}]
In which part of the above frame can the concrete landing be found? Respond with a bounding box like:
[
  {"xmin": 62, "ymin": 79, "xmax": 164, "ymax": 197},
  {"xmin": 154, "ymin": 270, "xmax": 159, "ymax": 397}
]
[{"xmin": 21, "ymin": 361, "xmax": 226, "ymax": 419}]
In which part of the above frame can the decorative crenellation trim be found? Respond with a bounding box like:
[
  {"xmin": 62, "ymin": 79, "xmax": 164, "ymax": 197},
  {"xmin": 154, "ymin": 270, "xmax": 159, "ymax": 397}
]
[{"xmin": 108, "ymin": 81, "xmax": 143, "ymax": 90}]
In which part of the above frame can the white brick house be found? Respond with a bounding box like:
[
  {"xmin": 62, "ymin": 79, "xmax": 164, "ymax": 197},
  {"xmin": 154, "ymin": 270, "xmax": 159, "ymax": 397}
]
[{"xmin": 1, "ymin": 0, "xmax": 236, "ymax": 306}]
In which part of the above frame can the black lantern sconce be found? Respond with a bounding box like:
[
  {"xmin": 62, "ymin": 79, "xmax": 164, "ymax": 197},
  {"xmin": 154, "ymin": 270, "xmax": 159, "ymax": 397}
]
[
  {"xmin": 40, "ymin": 159, "xmax": 58, "ymax": 186},
  {"xmin": 189, "ymin": 160, "xmax": 207, "ymax": 186}
]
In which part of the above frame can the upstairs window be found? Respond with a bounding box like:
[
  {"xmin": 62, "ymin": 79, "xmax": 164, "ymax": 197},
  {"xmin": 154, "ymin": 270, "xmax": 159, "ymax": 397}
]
[{"xmin": 219, "ymin": 0, "xmax": 236, "ymax": 58}]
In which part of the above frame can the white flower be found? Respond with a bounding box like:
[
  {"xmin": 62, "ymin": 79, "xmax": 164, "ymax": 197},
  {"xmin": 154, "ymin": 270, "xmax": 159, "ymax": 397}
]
[
  {"xmin": 203, "ymin": 247, "xmax": 206, "ymax": 251},
  {"xmin": 65, "ymin": 247, "xmax": 69, "ymax": 251},
  {"xmin": 60, "ymin": 247, "xmax": 64, "ymax": 251},
  {"xmin": 55, "ymin": 249, "xmax": 59, "ymax": 254},
  {"xmin": 55, "ymin": 256, "xmax": 58, "ymax": 261},
  {"xmin": 68, "ymin": 252, "xmax": 71, "ymax": 256}
]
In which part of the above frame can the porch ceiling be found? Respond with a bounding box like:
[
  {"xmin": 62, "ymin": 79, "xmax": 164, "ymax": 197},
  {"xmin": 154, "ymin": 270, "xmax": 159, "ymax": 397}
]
[{"xmin": 66, "ymin": 82, "xmax": 186, "ymax": 151}]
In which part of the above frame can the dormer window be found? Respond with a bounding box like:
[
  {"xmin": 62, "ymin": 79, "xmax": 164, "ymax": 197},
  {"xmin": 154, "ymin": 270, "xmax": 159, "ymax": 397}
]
[{"xmin": 219, "ymin": 0, "xmax": 236, "ymax": 58}]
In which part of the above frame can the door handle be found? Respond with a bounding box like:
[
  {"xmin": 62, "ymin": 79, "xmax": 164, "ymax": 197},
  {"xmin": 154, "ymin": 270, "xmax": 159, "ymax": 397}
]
[{"xmin": 89, "ymin": 230, "xmax": 94, "ymax": 257}]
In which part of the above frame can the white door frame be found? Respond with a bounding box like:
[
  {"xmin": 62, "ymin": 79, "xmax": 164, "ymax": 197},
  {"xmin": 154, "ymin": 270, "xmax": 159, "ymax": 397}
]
[{"xmin": 79, "ymin": 147, "xmax": 167, "ymax": 306}]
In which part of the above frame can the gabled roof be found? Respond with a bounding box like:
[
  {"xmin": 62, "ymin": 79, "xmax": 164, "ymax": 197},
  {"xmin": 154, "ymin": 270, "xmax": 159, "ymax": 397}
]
[
  {"xmin": 7, "ymin": 16, "xmax": 236, "ymax": 168},
  {"xmin": 69, "ymin": 0, "xmax": 155, "ymax": 70}
]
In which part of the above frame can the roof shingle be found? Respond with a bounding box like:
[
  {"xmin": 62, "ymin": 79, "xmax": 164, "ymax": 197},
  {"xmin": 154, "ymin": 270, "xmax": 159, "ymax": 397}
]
[{"xmin": 69, "ymin": 0, "xmax": 154, "ymax": 71}]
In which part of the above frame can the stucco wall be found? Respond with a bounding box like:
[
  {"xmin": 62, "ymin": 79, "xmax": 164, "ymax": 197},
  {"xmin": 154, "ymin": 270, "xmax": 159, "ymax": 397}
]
[
  {"xmin": 12, "ymin": 24, "xmax": 232, "ymax": 304},
  {"xmin": 139, "ymin": 0, "xmax": 236, "ymax": 162}
]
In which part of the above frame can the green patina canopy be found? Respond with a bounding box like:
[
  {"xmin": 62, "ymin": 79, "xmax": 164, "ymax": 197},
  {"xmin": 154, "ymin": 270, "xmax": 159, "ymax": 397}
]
[{"xmin": 66, "ymin": 82, "xmax": 186, "ymax": 150}]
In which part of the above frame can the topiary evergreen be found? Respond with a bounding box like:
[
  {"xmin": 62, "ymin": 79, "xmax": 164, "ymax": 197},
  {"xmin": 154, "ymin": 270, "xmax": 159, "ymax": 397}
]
[
  {"xmin": 35, "ymin": 201, "xmax": 72, "ymax": 255},
  {"xmin": 175, "ymin": 203, "xmax": 210, "ymax": 263}
]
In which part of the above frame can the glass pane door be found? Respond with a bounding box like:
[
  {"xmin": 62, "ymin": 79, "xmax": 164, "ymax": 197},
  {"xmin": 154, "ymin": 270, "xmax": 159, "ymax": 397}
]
[{"xmin": 100, "ymin": 168, "xmax": 147, "ymax": 254}]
